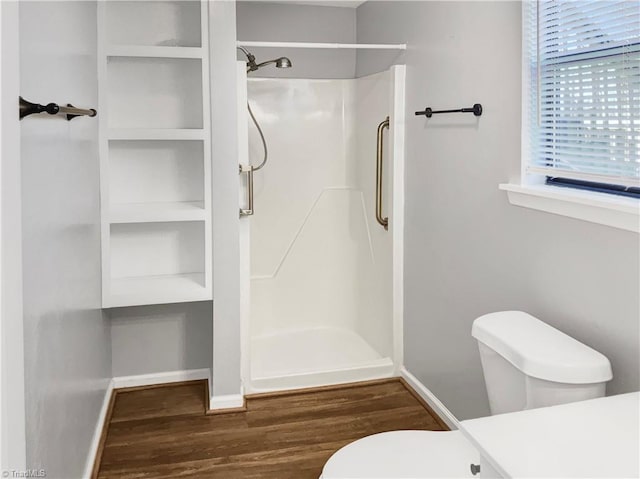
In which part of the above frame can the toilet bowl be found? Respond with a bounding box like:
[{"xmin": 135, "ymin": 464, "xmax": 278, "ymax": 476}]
[{"xmin": 321, "ymin": 311, "xmax": 613, "ymax": 479}]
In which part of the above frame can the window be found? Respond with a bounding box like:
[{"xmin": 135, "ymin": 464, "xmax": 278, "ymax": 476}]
[{"xmin": 523, "ymin": 0, "xmax": 639, "ymax": 197}]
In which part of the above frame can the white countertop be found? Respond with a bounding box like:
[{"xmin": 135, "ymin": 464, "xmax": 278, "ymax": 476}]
[{"xmin": 459, "ymin": 392, "xmax": 640, "ymax": 478}]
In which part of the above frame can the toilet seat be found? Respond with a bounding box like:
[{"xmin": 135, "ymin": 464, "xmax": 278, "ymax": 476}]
[{"xmin": 321, "ymin": 430, "xmax": 479, "ymax": 479}]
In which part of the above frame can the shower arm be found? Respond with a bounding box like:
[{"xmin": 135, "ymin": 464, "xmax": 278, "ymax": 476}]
[{"xmin": 253, "ymin": 59, "xmax": 277, "ymax": 70}]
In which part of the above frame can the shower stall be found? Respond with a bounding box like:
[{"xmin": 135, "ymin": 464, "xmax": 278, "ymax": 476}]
[{"xmin": 238, "ymin": 57, "xmax": 406, "ymax": 393}]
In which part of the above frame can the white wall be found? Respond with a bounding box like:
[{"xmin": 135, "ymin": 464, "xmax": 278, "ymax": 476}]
[
  {"xmin": 19, "ymin": 1, "xmax": 111, "ymax": 476},
  {"xmin": 210, "ymin": 0, "xmax": 242, "ymax": 399},
  {"xmin": 1, "ymin": 0, "xmax": 26, "ymax": 471},
  {"xmin": 356, "ymin": 1, "xmax": 640, "ymax": 420},
  {"xmin": 236, "ymin": 1, "xmax": 356, "ymax": 79},
  {"xmin": 110, "ymin": 302, "xmax": 212, "ymax": 377}
]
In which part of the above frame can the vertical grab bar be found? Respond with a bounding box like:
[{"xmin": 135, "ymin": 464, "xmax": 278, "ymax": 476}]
[
  {"xmin": 239, "ymin": 165, "xmax": 254, "ymax": 216},
  {"xmin": 376, "ymin": 116, "xmax": 390, "ymax": 230}
]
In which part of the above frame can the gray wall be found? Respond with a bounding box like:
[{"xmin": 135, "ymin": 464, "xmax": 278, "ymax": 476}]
[
  {"xmin": 237, "ymin": 1, "xmax": 356, "ymax": 78},
  {"xmin": 2, "ymin": 1, "xmax": 27, "ymax": 470},
  {"xmin": 110, "ymin": 302, "xmax": 212, "ymax": 377},
  {"xmin": 19, "ymin": 2, "xmax": 111, "ymax": 477},
  {"xmin": 356, "ymin": 1, "xmax": 640, "ymax": 420}
]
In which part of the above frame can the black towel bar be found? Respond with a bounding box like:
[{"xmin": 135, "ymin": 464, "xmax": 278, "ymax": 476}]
[
  {"xmin": 19, "ymin": 96, "xmax": 97, "ymax": 121},
  {"xmin": 415, "ymin": 103, "xmax": 482, "ymax": 118}
]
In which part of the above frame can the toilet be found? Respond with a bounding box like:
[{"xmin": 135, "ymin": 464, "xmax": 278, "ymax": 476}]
[{"xmin": 321, "ymin": 311, "xmax": 613, "ymax": 478}]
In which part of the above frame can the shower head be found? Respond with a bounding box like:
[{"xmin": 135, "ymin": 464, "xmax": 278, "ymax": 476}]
[
  {"xmin": 253, "ymin": 56, "xmax": 293, "ymax": 72},
  {"xmin": 274, "ymin": 57, "xmax": 292, "ymax": 69},
  {"xmin": 237, "ymin": 47, "xmax": 292, "ymax": 73}
]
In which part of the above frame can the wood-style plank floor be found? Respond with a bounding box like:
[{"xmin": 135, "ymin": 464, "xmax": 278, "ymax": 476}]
[{"xmin": 96, "ymin": 379, "xmax": 447, "ymax": 479}]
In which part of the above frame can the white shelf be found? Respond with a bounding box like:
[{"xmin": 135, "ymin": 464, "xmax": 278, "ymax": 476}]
[
  {"xmin": 106, "ymin": 45, "xmax": 204, "ymax": 59},
  {"xmin": 99, "ymin": 0, "xmax": 212, "ymax": 309},
  {"xmin": 110, "ymin": 201, "xmax": 206, "ymax": 224},
  {"xmin": 237, "ymin": 40, "xmax": 407, "ymax": 50},
  {"xmin": 108, "ymin": 129, "xmax": 205, "ymax": 141},
  {"xmin": 107, "ymin": 273, "xmax": 210, "ymax": 308}
]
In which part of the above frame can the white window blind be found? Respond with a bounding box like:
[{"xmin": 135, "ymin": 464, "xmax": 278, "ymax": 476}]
[{"xmin": 525, "ymin": 0, "xmax": 640, "ymax": 189}]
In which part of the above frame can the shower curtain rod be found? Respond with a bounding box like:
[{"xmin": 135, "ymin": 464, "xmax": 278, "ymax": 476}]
[{"xmin": 237, "ymin": 41, "xmax": 407, "ymax": 50}]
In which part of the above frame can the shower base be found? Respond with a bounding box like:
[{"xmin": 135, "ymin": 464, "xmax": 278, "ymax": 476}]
[{"xmin": 249, "ymin": 326, "xmax": 395, "ymax": 393}]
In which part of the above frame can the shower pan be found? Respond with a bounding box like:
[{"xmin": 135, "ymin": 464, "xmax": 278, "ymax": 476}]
[{"xmin": 238, "ymin": 63, "xmax": 406, "ymax": 393}]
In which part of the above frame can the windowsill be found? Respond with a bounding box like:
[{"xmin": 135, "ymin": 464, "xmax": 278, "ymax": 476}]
[{"xmin": 499, "ymin": 183, "xmax": 640, "ymax": 233}]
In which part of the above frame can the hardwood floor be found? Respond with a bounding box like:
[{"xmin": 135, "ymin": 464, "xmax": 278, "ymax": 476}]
[{"xmin": 95, "ymin": 378, "xmax": 447, "ymax": 479}]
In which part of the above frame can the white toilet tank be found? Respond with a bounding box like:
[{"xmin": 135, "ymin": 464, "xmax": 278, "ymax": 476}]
[{"xmin": 472, "ymin": 311, "xmax": 612, "ymax": 415}]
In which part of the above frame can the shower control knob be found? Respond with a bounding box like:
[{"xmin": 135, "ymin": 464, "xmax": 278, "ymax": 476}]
[{"xmin": 470, "ymin": 464, "xmax": 481, "ymax": 476}]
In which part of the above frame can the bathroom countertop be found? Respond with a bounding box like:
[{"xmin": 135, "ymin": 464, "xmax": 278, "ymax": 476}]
[{"xmin": 459, "ymin": 392, "xmax": 640, "ymax": 478}]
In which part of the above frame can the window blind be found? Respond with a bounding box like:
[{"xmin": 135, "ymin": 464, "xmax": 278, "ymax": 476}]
[{"xmin": 526, "ymin": 1, "xmax": 640, "ymax": 189}]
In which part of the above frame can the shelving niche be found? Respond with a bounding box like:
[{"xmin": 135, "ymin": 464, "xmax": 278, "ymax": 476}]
[
  {"xmin": 99, "ymin": 1, "xmax": 211, "ymax": 308},
  {"xmin": 107, "ymin": 57, "xmax": 203, "ymax": 129}
]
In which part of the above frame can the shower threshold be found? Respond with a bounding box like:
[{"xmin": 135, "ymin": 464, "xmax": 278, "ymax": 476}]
[{"xmin": 249, "ymin": 326, "xmax": 395, "ymax": 393}]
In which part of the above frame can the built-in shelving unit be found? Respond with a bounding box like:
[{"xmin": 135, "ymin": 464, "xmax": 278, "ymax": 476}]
[{"xmin": 98, "ymin": 1, "xmax": 211, "ymax": 308}]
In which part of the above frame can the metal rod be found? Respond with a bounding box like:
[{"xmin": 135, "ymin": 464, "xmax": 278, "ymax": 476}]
[
  {"xmin": 19, "ymin": 96, "xmax": 97, "ymax": 121},
  {"xmin": 415, "ymin": 103, "xmax": 482, "ymax": 118},
  {"xmin": 58, "ymin": 105, "xmax": 97, "ymax": 119},
  {"xmin": 237, "ymin": 41, "xmax": 407, "ymax": 50},
  {"xmin": 239, "ymin": 165, "xmax": 254, "ymax": 217},
  {"xmin": 376, "ymin": 116, "xmax": 390, "ymax": 231}
]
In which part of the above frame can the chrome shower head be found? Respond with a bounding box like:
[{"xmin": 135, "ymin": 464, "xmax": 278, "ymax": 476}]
[
  {"xmin": 252, "ymin": 56, "xmax": 293, "ymax": 72},
  {"xmin": 237, "ymin": 46, "xmax": 292, "ymax": 73},
  {"xmin": 275, "ymin": 57, "xmax": 292, "ymax": 69}
]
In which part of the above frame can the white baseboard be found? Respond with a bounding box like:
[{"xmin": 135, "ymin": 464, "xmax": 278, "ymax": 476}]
[
  {"xmin": 83, "ymin": 369, "xmax": 212, "ymax": 477},
  {"xmin": 210, "ymin": 386, "xmax": 245, "ymax": 410},
  {"xmin": 82, "ymin": 378, "xmax": 114, "ymax": 479},
  {"xmin": 112, "ymin": 368, "xmax": 211, "ymax": 390},
  {"xmin": 400, "ymin": 366, "xmax": 459, "ymax": 430}
]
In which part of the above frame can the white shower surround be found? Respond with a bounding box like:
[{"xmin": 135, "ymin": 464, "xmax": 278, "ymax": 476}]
[{"xmin": 239, "ymin": 66, "xmax": 405, "ymax": 393}]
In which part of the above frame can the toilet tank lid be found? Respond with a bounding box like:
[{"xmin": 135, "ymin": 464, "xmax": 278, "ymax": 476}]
[{"xmin": 472, "ymin": 311, "xmax": 612, "ymax": 384}]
